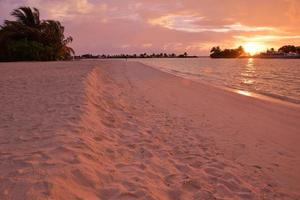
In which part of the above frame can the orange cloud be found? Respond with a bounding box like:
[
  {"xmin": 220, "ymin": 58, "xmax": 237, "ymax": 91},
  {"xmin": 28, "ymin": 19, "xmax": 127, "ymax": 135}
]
[{"xmin": 149, "ymin": 14, "xmax": 278, "ymax": 33}]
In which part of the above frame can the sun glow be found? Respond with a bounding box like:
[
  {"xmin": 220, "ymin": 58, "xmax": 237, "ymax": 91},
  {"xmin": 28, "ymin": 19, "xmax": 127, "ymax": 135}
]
[{"xmin": 243, "ymin": 42, "xmax": 266, "ymax": 55}]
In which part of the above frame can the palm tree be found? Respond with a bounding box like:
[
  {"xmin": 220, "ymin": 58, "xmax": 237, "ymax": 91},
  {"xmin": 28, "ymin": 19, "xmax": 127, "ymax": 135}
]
[
  {"xmin": 210, "ymin": 46, "xmax": 221, "ymax": 54},
  {"xmin": 11, "ymin": 7, "xmax": 40, "ymax": 28},
  {"xmin": 0, "ymin": 7, "xmax": 74, "ymax": 61},
  {"xmin": 41, "ymin": 20, "xmax": 74, "ymax": 59},
  {"xmin": 236, "ymin": 46, "xmax": 244, "ymax": 55},
  {"xmin": 2, "ymin": 7, "xmax": 42, "ymax": 42}
]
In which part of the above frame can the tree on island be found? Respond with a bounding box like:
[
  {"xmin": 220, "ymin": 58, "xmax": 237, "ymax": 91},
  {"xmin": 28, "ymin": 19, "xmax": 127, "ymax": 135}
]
[
  {"xmin": 177, "ymin": 52, "xmax": 188, "ymax": 58},
  {"xmin": 0, "ymin": 7, "xmax": 74, "ymax": 61},
  {"xmin": 210, "ymin": 46, "xmax": 245, "ymax": 58},
  {"xmin": 278, "ymin": 45, "xmax": 300, "ymax": 54}
]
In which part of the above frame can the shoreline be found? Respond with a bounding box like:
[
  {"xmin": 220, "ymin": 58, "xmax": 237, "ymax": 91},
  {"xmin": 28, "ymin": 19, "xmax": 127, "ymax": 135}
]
[
  {"xmin": 131, "ymin": 58, "xmax": 300, "ymax": 106},
  {"xmin": 141, "ymin": 62, "xmax": 300, "ymax": 107},
  {"xmin": 1, "ymin": 60, "xmax": 300, "ymax": 199}
]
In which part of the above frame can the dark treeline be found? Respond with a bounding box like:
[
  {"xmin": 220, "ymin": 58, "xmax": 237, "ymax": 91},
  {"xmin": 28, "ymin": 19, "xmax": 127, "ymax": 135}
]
[
  {"xmin": 0, "ymin": 7, "xmax": 74, "ymax": 62},
  {"xmin": 76, "ymin": 52, "xmax": 198, "ymax": 59},
  {"xmin": 210, "ymin": 46, "xmax": 245, "ymax": 58},
  {"xmin": 277, "ymin": 45, "xmax": 300, "ymax": 54},
  {"xmin": 258, "ymin": 45, "xmax": 300, "ymax": 58},
  {"xmin": 210, "ymin": 45, "xmax": 300, "ymax": 58}
]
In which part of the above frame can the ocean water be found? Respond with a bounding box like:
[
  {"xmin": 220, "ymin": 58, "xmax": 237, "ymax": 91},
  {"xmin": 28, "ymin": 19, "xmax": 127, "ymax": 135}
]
[{"xmin": 135, "ymin": 58, "xmax": 300, "ymax": 104}]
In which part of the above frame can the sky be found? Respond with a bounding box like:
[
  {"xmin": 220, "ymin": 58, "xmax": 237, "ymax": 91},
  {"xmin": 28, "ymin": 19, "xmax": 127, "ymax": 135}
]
[{"xmin": 0, "ymin": 0, "xmax": 300, "ymax": 55}]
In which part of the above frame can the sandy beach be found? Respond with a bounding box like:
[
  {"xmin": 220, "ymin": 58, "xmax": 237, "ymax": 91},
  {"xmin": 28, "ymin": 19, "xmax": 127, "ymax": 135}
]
[{"xmin": 0, "ymin": 60, "xmax": 300, "ymax": 200}]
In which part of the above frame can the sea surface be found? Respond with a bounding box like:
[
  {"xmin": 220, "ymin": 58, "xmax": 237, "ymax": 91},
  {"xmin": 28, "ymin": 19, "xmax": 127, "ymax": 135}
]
[{"xmin": 135, "ymin": 58, "xmax": 300, "ymax": 104}]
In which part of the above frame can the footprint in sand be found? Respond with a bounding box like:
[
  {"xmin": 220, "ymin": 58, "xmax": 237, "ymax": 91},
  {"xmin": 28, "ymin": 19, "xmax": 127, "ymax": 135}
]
[{"xmin": 203, "ymin": 166, "xmax": 256, "ymax": 199}]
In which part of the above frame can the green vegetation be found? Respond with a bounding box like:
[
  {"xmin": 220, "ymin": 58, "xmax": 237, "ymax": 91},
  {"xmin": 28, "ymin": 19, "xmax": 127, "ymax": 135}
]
[
  {"xmin": 0, "ymin": 7, "xmax": 74, "ymax": 62},
  {"xmin": 210, "ymin": 46, "xmax": 245, "ymax": 58}
]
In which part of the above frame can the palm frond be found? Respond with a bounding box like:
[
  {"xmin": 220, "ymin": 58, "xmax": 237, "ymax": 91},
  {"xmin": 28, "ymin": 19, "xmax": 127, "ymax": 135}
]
[{"xmin": 11, "ymin": 7, "xmax": 40, "ymax": 27}]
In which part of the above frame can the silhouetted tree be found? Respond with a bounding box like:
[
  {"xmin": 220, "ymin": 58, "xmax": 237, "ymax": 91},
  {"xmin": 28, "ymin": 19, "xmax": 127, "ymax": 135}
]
[
  {"xmin": 236, "ymin": 46, "xmax": 244, "ymax": 55},
  {"xmin": 41, "ymin": 20, "xmax": 74, "ymax": 59},
  {"xmin": 211, "ymin": 46, "xmax": 221, "ymax": 52},
  {"xmin": 278, "ymin": 45, "xmax": 297, "ymax": 53},
  {"xmin": 0, "ymin": 7, "xmax": 74, "ymax": 61},
  {"xmin": 77, "ymin": 52, "xmax": 196, "ymax": 59},
  {"xmin": 11, "ymin": 7, "xmax": 41, "ymax": 28},
  {"xmin": 210, "ymin": 46, "xmax": 245, "ymax": 58}
]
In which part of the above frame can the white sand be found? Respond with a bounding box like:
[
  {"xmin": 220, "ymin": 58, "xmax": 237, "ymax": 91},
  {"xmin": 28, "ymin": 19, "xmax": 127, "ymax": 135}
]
[{"xmin": 0, "ymin": 60, "xmax": 299, "ymax": 200}]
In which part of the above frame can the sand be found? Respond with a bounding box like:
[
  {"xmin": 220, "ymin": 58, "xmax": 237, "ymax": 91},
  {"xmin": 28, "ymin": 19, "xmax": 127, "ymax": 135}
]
[{"xmin": 0, "ymin": 60, "xmax": 300, "ymax": 200}]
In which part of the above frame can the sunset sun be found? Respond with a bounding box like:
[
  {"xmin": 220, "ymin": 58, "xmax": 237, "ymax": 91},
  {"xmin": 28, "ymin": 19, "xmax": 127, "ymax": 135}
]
[{"xmin": 243, "ymin": 42, "xmax": 266, "ymax": 55}]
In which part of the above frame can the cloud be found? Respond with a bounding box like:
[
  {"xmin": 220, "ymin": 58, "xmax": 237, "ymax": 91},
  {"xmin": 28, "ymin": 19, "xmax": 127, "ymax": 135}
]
[
  {"xmin": 1, "ymin": 0, "xmax": 107, "ymax": 20},
  {"xmin": 234, "ymin": 35, "xmax": 300, "ymax": 42},
  {"xmin": 148, "ymin": 14, "xmax": 277, "ymax": 33},
  {"xmin": 222, "ymin": 24, "xmax": 277, "ymax": 33},
  {"xmin": 148, "ymin": 14, "xmax": 204, "ymax": 33}
]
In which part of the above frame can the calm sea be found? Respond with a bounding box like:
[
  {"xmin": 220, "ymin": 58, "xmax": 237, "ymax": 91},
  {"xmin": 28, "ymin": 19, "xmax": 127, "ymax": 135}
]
[{"xmin": 135, "ymin": 58, "xmax": 300, "ymax": 104}]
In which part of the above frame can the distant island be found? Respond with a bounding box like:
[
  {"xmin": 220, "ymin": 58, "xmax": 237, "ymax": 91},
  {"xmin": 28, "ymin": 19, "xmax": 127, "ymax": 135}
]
[
  {"xmin": 77, "ymin": 45, "xmax": 300, "ymax": 60},
  {"xmin": 75, "ymin": 52, "xmax": 198, "ymax": 59},
  {"xmin": 256, "ymin": 45, "xmax": 300, "ymax": 59},
  {"xmin": 210, "ymin": 45, "xmax": 300, "ymax": 59},
  {"xmin": 210, "ymin": 46, "xmax": 245, "ymax": 58}
]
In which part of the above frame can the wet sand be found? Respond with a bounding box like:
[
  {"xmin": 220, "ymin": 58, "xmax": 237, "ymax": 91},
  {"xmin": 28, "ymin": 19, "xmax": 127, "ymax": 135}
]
[{"xmin": 0, "ymin": 60, "xmax": 300, "ymax": 199}]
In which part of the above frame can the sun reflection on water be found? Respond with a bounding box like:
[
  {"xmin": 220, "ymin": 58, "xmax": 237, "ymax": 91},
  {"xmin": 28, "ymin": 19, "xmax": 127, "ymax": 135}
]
[
  {"xmin": 237, "ymin": 90, "xmax": 252, "ymax": 97},
  {"xmin": 238, "ymin": 58, "xmax": 256, "ymax": 97},
  {"xmin": 241, "ymin": 58, "xmax": 256, "ymax": 85}
]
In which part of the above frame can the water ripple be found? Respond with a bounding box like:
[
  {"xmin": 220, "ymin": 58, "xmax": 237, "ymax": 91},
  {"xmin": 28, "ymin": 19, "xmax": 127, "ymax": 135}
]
[{"xmin": 135, "ymin": 58, "xmax": 300, "ymax": 104}]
